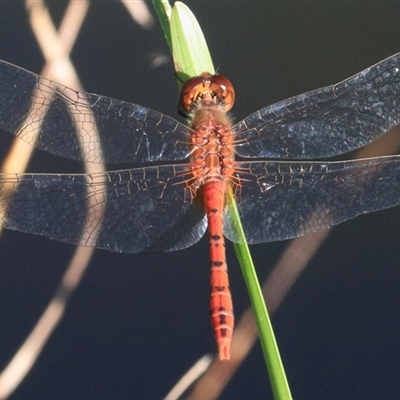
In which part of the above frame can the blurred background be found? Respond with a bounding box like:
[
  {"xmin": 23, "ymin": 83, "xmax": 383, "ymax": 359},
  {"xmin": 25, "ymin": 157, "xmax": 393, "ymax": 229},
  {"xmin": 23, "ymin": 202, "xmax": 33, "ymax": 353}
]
[{"xmin": 1, "ymin": 1, "xmax": 400, "ymax": 399}]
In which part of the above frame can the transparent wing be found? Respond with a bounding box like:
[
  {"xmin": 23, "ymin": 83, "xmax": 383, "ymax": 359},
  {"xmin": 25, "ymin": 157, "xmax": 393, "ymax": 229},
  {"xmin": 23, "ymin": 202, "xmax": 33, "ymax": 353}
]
[
  {"xmin": 1, "ymin": 165, "xmax": 207, "ymax": 253},
  {"xmin": 224, "ymin": 156, "xmax": 400, "ymax": 243},
  {"xmin": 233, "ymin": 52, "xmax": 400, "ymax": 159},
  {"xmin": 0, "ymin": 59, "xmax": 192, "ymax": 164}
]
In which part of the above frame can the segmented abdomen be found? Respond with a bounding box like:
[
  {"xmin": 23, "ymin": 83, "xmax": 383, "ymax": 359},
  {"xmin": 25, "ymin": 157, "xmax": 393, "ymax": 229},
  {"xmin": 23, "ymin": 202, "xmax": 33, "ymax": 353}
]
[{"xmin": 203, "ymin": 179, "xmax": 234, "ymax": 360}]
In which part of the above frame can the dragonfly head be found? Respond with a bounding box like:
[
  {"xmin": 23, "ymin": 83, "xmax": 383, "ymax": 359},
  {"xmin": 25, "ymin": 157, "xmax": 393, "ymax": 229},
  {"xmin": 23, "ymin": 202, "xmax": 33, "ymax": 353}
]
[{"xmin": 179, "ymin": 73, "xmax": 235, "ymax": 117}]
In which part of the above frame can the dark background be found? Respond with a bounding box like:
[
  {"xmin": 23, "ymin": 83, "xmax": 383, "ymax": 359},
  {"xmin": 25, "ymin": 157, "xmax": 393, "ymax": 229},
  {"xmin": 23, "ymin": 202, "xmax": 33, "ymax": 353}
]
[{"xmin": 1, "ymin": 1, "xmax": 400, "ymax": 399}]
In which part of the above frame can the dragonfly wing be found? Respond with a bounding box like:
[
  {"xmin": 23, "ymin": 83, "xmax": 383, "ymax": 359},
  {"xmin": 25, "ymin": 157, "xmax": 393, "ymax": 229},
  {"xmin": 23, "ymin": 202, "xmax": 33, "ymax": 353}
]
[
  {"xmin": 1, "ymin": 165, "xmax": 207, "ymax": 253},
  {"xmin": 224, "ymin": 157, "xmax": 400, "ymax": 243},
  {"xmin": 0, "ymin": 59, "xmax": 192, "ymax": 164},
  {"xmin": 233, "ymin": 52, "xmax": 400, "ymax": 159}
]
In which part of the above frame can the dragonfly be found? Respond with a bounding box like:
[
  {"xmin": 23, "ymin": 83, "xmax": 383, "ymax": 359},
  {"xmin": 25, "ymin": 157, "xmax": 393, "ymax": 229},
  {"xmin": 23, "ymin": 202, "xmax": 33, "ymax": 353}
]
[{"xmin": 1, "ymin": 54, "xmax": 400, "ymax": 360}]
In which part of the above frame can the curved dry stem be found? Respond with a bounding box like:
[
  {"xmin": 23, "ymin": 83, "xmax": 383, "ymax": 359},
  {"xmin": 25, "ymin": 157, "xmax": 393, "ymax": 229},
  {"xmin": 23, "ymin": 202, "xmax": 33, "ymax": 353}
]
[
  {"xmin": 0, "ymin": 1, "xmax": 161, "ymax": 397},
  {"xmin": 164, "ymin": 354, "xmax": 213, "ymax": 400},
  {"xmin": 121, "ymin": 0, "xmax": 155, "ymax": 29},
  {"xmin": 0, "ymin": 1, "xmax": 98, "ymax": 398}
]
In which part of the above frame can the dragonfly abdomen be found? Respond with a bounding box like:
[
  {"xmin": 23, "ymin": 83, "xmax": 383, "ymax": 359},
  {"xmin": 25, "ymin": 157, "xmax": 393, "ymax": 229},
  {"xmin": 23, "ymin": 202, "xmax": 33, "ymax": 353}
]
[{"xmin": 203, "ymin": 179, "xmax": 234, "ymax": 360}]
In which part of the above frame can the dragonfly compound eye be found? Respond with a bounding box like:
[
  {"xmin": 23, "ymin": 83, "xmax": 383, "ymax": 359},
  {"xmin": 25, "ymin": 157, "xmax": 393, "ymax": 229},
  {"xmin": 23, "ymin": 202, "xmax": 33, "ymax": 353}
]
[{"xmin": 180, "ymin": 73, "xmax": 236, "ymax": 113}]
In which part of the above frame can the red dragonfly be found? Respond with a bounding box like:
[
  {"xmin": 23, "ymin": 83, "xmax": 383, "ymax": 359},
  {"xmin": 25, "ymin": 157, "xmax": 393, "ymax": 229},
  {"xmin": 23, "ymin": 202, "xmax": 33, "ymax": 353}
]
[{"xmin": 1, "ymin": 54, "xmax": 400, "ymax": 360}]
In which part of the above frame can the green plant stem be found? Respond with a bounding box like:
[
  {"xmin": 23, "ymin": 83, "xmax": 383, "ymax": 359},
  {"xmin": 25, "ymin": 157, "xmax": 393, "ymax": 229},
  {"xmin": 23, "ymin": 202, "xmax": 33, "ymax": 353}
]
[{"xmin": 152, "ymin": 1, "xmax": 291, "ymax": 398}]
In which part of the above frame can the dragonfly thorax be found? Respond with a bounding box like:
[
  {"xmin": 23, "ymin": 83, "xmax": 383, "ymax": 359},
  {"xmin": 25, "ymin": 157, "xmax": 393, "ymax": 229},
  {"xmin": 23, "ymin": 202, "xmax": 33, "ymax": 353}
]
[{"xmin": 189, "ymin": 106, "xmax": 235, "ymax": 185}]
